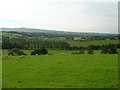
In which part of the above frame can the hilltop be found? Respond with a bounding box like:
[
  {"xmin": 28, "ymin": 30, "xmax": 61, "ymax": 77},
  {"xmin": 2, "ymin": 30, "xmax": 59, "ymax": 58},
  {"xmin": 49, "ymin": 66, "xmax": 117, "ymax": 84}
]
[{"xmin": 0, "ymin": 27, "xmax": 117, "ymax": 36}]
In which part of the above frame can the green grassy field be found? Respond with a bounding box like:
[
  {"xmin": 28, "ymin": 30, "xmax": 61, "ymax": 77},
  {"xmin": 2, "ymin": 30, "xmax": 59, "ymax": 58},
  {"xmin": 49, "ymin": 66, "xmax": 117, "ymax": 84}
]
[
  {"xmin": 66, "ymin": 40, "xmax": 118, "ymax": 47},
  {"xmin": 0, "ymin": 50, "xmax": 2, "ymax": 89},
  {"xmin": 2, "ymin": 50, "xmax": 118, "ymax": 88}
]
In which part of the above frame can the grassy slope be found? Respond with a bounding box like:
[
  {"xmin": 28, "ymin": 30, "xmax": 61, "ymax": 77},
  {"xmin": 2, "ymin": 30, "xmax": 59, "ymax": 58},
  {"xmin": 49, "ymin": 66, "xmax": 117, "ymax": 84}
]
[
  {"xmin": 66, "ymin": 40, "xmax": 118, "ymax": 47},
  {"xmin": 2, "ymin": 50, "xmax": 118, "ymax": 88},
  {"xmin": 0, "ymin": 50, "xmax": 2, "ymax": 89}
]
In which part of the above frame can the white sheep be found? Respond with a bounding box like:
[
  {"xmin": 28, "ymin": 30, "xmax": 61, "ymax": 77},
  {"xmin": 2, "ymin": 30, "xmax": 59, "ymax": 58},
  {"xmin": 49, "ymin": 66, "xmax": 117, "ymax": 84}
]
[
  {"xmin": 61, "ymin": 53, "xmax": 65, "ymax": 55},
  {"xmin": 35, "ymin": 54, "xmax": 38, "ymax": 56},
  {"xmin": 19, "ymin": 55, "xmax": 25, "ymax": 58}
]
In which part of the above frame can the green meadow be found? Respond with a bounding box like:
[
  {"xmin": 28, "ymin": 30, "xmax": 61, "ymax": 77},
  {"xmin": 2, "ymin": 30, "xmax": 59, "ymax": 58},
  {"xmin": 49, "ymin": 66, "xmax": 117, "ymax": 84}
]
[
  {"xmin": 66, "ymin": 40, "xmax": 118, "ymax": 47},
  {"xmin": 2, "ymin": 50, "xmax": 118, "ymax": 88}
]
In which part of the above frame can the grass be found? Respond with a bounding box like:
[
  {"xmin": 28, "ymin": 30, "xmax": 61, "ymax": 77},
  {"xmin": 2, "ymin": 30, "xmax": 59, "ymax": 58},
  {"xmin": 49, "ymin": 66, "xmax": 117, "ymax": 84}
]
[
  {"xmin": 74, "ymin": 37, "xmax": 85, "ymax": 41},
  {"xmin": 0, "ymin": 50, "xmax": 2, "ymax": 89},
  {"xmin": 2, "ymin": 50, "xmax": 118, "ymax": 88},
  {"xmin": 2, "ymin": 33, "xmax": 22, "ymax": 39},
  {"xmin": 66, "ymin": 40, "xmax": 118, "ymax": 47}
]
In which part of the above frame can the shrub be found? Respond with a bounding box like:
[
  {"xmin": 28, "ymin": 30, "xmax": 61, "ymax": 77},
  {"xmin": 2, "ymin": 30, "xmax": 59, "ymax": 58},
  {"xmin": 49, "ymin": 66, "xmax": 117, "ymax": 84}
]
[
  {"xmin": 87, "ymin": 47, "xmax": 94, "ymax": 54},
  {"xmin": 72, "ymin": 49, "xmax": 84, "ymax": 55},
  {"xmin": 101, "ymin": 48, "xmax": 108, "ymax": 54},
  {"xmin": 31, "ymin": 48, "xmax": 48, "ymax": 55},
  {"xmin": 39, "ymin": 48, "xmax": 48, "ymax": 55},
  {"xmin": 101, "ymin": 47, "xmax": 118, "ymax": 54},
  {"xmin": 12, "ymin": 48, "xmax": 20, "ymax": 53},
  {"xmin": 8, "ymin": 48, "xmax": 27, "ymax": 56},
  {"xmin": 79, "ymin": 49, "xmax": 84, "ymax": 54},
  {"xmin": 108, "ymin": 47, "xmax": 118, "ymax": 54},
  {"xmin": 17, "ymin": 51, "xmax": 27, "ymax": 55},
  {"xmin": 8, "ymin": 52, "xmax": 14, "ymax": 56}
]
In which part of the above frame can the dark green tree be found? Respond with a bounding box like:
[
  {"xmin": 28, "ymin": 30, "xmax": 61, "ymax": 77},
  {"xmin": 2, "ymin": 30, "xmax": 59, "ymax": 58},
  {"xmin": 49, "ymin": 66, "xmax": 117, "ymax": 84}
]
[
  {"xmin": 8, "ymin": 52, "xmax": 14, "ymax": 56},
  {"xmin": 17, "ymin": 51, "xmax": 27, "ymax": 55},
  {"xmin": 8, "ymin": 48, "xmax": 26, "ymax": 56},
  {"xmin": 12, "ymin": 48, "xmax": 20, "ymax": 54},
  {"xmin": 79, "ymin": 49, "xmax": 84, "ymax": 54},
  {"xmin": 101, "ymin": 48, "xmax": 108, "ymax": 54},
  {"xmin": 87, "ymin": 47, "xmax": 94, "ymax": 54},
  {"xmin": 101, "ymin": 46, "xmax": 118, "ymax": 54},
  {"xmin": 108, "ymin": 47, "xmax": 118, "ymax": 54},
  {"xmin": 31, "ymin": 48, "xmax": 48, "ymax": 55}
]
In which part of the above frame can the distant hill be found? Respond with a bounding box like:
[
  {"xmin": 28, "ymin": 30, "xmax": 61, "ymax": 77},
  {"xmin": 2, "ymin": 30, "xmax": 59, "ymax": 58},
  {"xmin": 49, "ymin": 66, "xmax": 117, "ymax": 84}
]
[{"xmin": 0, "ymin": 27, "xmax": 117, "ymax": 36}]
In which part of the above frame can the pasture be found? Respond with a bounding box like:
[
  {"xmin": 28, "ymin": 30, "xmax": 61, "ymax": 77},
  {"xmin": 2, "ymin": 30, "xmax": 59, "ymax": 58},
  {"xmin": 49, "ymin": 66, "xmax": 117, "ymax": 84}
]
[
  {"xmin": 2, "ymin": 50, "xmax": 118, "ymax": 88},
  {"xmin": 66, "ymin": 40, "xmax": 118, "ymax": 47}
]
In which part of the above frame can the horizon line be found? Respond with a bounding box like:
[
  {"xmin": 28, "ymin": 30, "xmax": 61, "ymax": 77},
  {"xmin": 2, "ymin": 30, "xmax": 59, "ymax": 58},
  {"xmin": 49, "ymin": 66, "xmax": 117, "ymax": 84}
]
[{"xmin": 0, "ymin": 27, "xmax": 118, "ymax": 34}]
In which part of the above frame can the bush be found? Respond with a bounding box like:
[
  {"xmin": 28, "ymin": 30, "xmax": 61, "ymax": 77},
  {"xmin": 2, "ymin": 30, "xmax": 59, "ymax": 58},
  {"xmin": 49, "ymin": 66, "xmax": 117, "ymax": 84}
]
[
  {"xmin": 101, "ymin": 48, "xmax": 108, "ymax": 54},
  {"xmin": 8, "ymin": 52, "xmax": 14, "ymax": 56},
  {"xmin": 12, "ymin": 48, "xmax": 20, "ymax": 53},
  {"xmin": 79, "ymin": 49, "xmax": 84, "ymax": 54},
  {"xmin": 17, "ymin": 51, "xmax": 27, "ymax": 55},
  {"xmin": 101, "ymin": 47, "xmax": 118, "ymax": 54},
  {"xmin": 72, "ymin": 49, "xmax": 84, "ymax": 55},
  {"xmin": 8, "ymin": 48, "xmax": 27, "ymax": 56},
  {"xmin": 108, "ymin": 47, "xmax": 118, "ymax": 54},
  {"xmin": 87, "ymin": 47, "xmax": 94, "ymax": 54},
  {"xmin": 31, "ymin": 48, "xmax": 48, "ymax": 55},
  {"xmin": 39, "ymin": 48, "xmax": 48, "ymax": 55}
]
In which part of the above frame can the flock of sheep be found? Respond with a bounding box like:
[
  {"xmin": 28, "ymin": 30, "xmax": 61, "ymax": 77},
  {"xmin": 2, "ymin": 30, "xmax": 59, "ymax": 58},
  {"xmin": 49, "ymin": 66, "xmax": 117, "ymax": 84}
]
[
  {"xmin": 2, "ymin": 55, "xmax": 25, "ymax": 60},
  {"xmin": 2, "ymin": 53, "xmax": 65, "ymax": 60}
]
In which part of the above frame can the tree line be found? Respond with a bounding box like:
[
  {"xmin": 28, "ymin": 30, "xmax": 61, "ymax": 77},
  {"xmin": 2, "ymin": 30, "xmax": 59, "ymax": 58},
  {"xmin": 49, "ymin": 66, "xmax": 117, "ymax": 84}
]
[
  {"xmin": 7, "ymin": 46, "xmax": 118, "ymax": 56},
  {"xmin": 7, "ymin": 48, "xmax": 48, "ymax": 56},
  {"xmin": 67, "ymin": 44, "xmax": 120, "ymax": 50},
  {"xmin": 3, "ymin": 37, "xmax": 120, "ymax": 51},
  {"xmin": 2, "ymin": 37, "xmax": 70, "ymax": 50},
  {"xmin": 72, "ymin": 46, "xmax": 118, "ymax": 55}
]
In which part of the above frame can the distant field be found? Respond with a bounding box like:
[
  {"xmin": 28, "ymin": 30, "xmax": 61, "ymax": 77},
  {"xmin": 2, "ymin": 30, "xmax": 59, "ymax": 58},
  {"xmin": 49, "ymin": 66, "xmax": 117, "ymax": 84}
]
[
  {"xmin": 2, "ymin": 50, "xmax": 118, "ymax": 88},
  {"xmin": 66, "ymin": 40, "xmax": 118, "ymax": 47},
  {"xmin": 74, "ymin": 37, "xmax": 85, "ymax": 41}
]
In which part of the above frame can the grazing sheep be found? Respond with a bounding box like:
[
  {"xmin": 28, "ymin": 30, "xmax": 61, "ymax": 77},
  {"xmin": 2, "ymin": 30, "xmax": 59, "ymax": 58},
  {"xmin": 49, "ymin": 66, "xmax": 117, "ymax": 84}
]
[
  {"xmin": 35, "ymin": 54, "xmax": 38, "ymax": 56},
  {"xmin": 61, "ymin": 53, "xmax": 65, "ymax": 55},
  {"xmin": 5, "ymin": 55, "xmax": 8, "ymax": 57},
  {"xmin": 9, "ymin": 54, "xmax": 13, "ymax": 56},
  {"xmin": 19, "ymin": 55, "xmax": 25, "ymax": 58},
  {"xmin": 2, "ymin": 55, "xmax": 8, "ymax": 60}
]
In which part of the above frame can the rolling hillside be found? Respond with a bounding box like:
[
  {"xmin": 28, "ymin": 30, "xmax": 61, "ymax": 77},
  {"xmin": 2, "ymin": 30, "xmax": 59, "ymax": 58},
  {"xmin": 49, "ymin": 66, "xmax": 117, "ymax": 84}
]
[{"xmin": 0, "ymin": 27, "xmax": 117, "ymax": 36}]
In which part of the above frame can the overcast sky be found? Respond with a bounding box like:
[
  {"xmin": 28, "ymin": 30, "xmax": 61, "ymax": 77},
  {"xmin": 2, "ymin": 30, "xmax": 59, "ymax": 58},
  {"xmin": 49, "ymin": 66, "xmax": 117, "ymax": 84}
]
[{"xmin": 0, "ymin": 0, "xmax": 119, "ymax": 33}]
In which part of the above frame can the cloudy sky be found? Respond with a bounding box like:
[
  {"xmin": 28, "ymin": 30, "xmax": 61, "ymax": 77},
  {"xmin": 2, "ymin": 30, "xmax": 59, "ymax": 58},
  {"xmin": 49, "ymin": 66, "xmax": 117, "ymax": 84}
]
[{"xmin": 0, "ymin": 0, "xmax": 119, "ymax": 33}]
